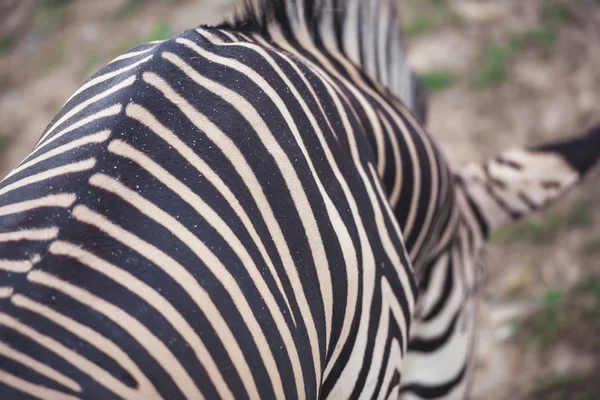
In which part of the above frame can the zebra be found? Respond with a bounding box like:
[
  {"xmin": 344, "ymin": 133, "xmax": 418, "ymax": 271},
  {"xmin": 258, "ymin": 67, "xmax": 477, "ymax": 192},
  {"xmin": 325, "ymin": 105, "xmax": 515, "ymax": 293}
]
[{"xmin": 0, "ymin": 0, "xmax": 598, "ymax": 398}]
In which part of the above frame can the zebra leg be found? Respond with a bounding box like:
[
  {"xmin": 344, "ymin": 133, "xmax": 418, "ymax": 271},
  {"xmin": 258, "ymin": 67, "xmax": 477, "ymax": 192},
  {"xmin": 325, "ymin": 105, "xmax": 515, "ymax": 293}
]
[{"xmin": 399, "ymin": 125, "xmax": 600, "ymax": 400}]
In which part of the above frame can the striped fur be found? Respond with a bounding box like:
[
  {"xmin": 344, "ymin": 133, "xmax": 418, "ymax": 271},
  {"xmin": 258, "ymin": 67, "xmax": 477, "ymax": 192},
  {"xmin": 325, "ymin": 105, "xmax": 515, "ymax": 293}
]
[{"xmin": 1, "ymin": 1, "xmax": 599, "ymax": 399}]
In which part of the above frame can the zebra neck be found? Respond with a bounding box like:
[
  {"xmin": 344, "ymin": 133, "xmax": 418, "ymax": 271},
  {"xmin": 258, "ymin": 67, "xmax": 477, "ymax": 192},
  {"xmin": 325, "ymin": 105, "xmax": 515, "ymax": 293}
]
[{"xmin": 228, "ymin": 0, "xmax": 414, "ymax": 104}]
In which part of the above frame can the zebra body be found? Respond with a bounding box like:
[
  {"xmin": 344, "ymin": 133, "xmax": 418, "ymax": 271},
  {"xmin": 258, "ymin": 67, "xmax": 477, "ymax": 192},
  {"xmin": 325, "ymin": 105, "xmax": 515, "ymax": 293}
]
[{"xmin": 1, "ymin": 1, "xmax": 599, "ymax": 399}]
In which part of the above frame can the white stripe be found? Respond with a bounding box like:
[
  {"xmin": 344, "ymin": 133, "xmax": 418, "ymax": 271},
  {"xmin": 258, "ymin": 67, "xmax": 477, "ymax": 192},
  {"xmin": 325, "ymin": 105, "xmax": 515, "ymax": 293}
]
[
  {"xmin": 68, "ymin": 55, "xmax": 153, "ymax": 102},
  {"xmin": 30, "ymin": 106, "xmax": 120, "ymax": 158},
  {"xmin": 359, "ymin": 279, "xmax": 401, "ymax": 400},
  {"xmin": 71, "ymin": 206, "xmax": 237, "ymax": 399},
  {"xmin": 0, "ymin": 287, "xmax": 13, "ymax": 298},
  {"xmin": 188, "ymin": 33, "xmax": 337, "ymax": 348},
  {"xmin": 0, "ymin": 194, "xmax": 76, "ymax": 217},
  {"xmin": 124, "ymin": 103, "xmax": 296, "ymax": 325},
  {"xmin": 366, "ymin": 163, "xmax": 414, "ymax": 310},
  {"xmin": 417, "ymin": 253, "xmax": 450, "ymax": 316},
  {"xmin": 171, "ymin": 39, "xmax": 335, "ymax": 357},
  {"xmin": 0, "ymin": 340, "xmax": 82, "ymax": 393},
  {"xmin": 401, "ymin": 301, "xmax": 474, "ymax": 386},
  {"xmin": 0, "ymin": 368, "xmax": 80, "ymax": 400},
  {"xmin": 142, "ymin": 69, "xmax": 321, "ymax": 396},
  {"xmin": 378, "ymin": 112, "xmax": 403, "ymax": 207},
  {"xmin": 49, "ymin": 241, "xmax": 232, "ymax": 399},
  {"xmin": 0, "ymin": 158, "xmax": 96, "ymax": 197},
  {"xmin": 7, "ymin": 130, "xmax": 110, "ymax": 180},
  {"xmin": 90, "ymin": 169, "xmax": 284, "ymax": 399},
  {"xmin": 377, "ymin": 339, "xmax": 401, "ymax": 400},
  {"xmin": 109, "ymin": 46, "xmax": 156, "ymax": 64},
  {"xmin": 400, "ymin": 112, "xmax": 440, "ymax": 263},
  {"xmin": 24, "ymin": 270, "xmax": 190, "ymax": 399},
  {"xmin": 0, "ymin": 228, "xmax": 58, "ymax": 243},
  {"xmin": 39, "ymin": 76, "xmax": 134, "ymax": 145},
  {"xmin": 231, "ymin": 35, "xmax": 365, "ymax": 380},
  {"xmin": 11, "ymin": 294, "xmax": 161, "ymax": 399},
  {"xmin": 0, "ymin": 259, "xmax": 34, "ymax": 273}
]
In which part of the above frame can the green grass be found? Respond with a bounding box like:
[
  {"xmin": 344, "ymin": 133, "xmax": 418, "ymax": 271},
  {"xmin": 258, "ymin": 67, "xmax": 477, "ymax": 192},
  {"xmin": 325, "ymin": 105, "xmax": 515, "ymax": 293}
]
[
  {"xmin": 474, "ymin": 2, "xmax": 566, "ymax": 88},
  {"xmin": 404, "ymin": 0, "xmax": 463, "ymax": 37},
  {"xmin": 114, "ymin": 19, "xmax": 175, "ymax": 60},
  {"xmin": 41, "ymin": 44, "xmax": 67, "ymax": 72},
  {"xmin": 520, "ymin": 276, "xmax": 600, "ymax": 398},
  {"xmin": 510, "ymin": 25, "xmax": 559, "ymax": 52},
  {"xmin": 491, "ymin": 202, "xmax": 593, "ymax": 245},
  {"xmin": 508, "ymin": 319, "xmax": 519, "ymax": 336},
  {"xmin": 145, "ymin": 20, "xmax": 175, "ymax": 42},
  {"xmin": 0, "ymin": 136, "xmax": 10, "ymax": 156},
  {"xmin": 542, "ymin": 1, "xmax": 575, "ymax": 24},
  {"xmin": 491, "ymin": 219, "xmax": 544, "ymax": 244},
  {"xmin": 419, "ymin": 70, "xmax": 455, "ymax": 92},
  {"xmin": 531, "ymin": 25, "xmax": 558, "ymax": 49},
  {"xmin": 476, "ymin": 44, "xmax": 509, "ymax": 87},
  {"xmin": 0, "ymin": 36, "xmax": 15, "ymax": 55},
  {"xmin": 407, "ymin": 16, "xmax": 435, "ymax": 36},
  {"xmin": 522, "ymin": 276, "xmax": 600, "ymax": 349},
  {"xmin": 36, "ymin": 0, "xmax": 71, "ymax": 36},
  {"xmin": 528, "ymin": 287, "xmax": 565, "ymax": 349},
  {"xmin": 78, "ymin": 53, "xmax": 102, "ymax": 80},
  {"xmin": 0, "ymin": 75, "xmax": 9, "ymax": 91},
  {"xmin": 581, "ymin": 236, "xmax": 600, "ymax": 256},
  {"xmin": 530, "ymin": 373, "xmax": 588, "ymax": 399},
  {"xmin": 115, "ymin": 0, "xmax": 145, "ymax": 20},
  {"xmin": 564, "ymin": 203, "xmax": 594, "ymax": 228},
  {"xmin": 591, "ymin": 279, "xmax": 600, "ymax": 302}
]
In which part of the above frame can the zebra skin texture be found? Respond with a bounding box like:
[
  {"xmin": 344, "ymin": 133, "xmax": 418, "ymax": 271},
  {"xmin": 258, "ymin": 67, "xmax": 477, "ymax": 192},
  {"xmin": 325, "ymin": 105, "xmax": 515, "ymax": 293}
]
[{"xmin": 1, "ymin": 1, "xmax": 599, "ymax": 399}]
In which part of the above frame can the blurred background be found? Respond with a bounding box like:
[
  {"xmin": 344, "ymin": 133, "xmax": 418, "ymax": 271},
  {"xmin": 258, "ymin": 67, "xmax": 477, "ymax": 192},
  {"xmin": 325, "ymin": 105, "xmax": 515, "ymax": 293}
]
[{"xmin": 0, "ymin": 0, "xmax": 599, "ymax": 398}]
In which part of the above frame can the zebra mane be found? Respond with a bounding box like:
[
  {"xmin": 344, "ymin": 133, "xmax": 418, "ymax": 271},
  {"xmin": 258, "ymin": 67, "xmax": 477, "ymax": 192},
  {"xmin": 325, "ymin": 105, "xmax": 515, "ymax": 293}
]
[{"xmin": 219, "ymin": 0, "xmax": 420, "ymax": 115}]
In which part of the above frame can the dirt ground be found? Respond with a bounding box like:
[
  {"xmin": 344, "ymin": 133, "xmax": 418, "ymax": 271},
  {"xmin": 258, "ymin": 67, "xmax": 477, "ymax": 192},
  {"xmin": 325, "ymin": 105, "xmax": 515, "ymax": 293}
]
[{"xmin": 0, "ymin": 1, "xmax": 599, "ymax": 398}]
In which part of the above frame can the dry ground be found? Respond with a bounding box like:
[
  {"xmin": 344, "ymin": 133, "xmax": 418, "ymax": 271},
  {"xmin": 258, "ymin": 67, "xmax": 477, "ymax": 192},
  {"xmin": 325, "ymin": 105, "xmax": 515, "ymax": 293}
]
[{"xmin": 0, "ymin": 0, "xmax": 599, "ymax": 398}]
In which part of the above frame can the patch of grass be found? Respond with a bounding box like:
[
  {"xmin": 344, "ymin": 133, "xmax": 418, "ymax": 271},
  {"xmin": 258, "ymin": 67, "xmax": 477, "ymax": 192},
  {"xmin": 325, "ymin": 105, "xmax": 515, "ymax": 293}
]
[
  {"xmin": 0, "ymin": 75, "xmax": 9, "ymax": 91},
  {"xmin": 36, "ymin": 0, "xmax": 71, "ymax": 36},
  {"xmin": 508, "ymin": 319, "xmax": 519, "ymax": 336},
  {"xmin": 522, "ymin": 276, "xmax": 600, "ymax": 350},
  {"xmin": 0, "ymin": 136, "xmax": 10, "ymax": 156},
  {"xmin": 115, "ymin": 0, "xmax": 145, "ymax": 20},
  {"xmin": 542, "ymin": 1, "xmax": 575, "ymax": 24},
  {"xmin": 113, "ymin": 19, "xmax": 175, "ymax": 60},
  {"xmin": 491, "ymin": 202, "xmax": 593, "ymax": 245},
  {"xmin": 406, "ymin": 16, "xmax": 435, "ymax": 36},
  {"xmin": 508, "ymin": 25, "xmax": 558, "ymax": 53},
  {"xmin": 507, "ymin": 33, "xmax": 526, "ymax": 54},
  {"xmin": 530, "ymin": 373, "xmax": 588, "ymax": 399},
  {"xmin": 113, "ymin": 38, "xmax": 141, "ymax": 59},
  {"xmin": 527, "ymin": 288, "xmax": 565, "ymax": 349},
  {"xmin": 491, "ymin": 219, "xmax": 546, "ymax": 244},
  {"xmin": 476, "ymin": 44, "xmax": 509, "ymax": 87},
  {"xmin": 543, "ymin": 288, "xmax": 564, "ymax": 308},
  {"xmin": 79, "ymin": 53, "xmax": 102, "ymax": 80},
  {"xmin": 520, "ymin": 276, "xmax": 600, "ymax": 399},
  {"xmin": 145, "ymin": 20, "xmax": 175, "ymax": 43},
  {"xmin": 579, "ymin": 277, "xmax": 600, "ymax": 307},
  {"xmin": 419, "ymin": 70, "xmax": 455, "ymax": 92},
  {"xmin": 490, "ymin": 224, "xmax": 522, "ymax": 244},
  {"xmin": 41, "ymin": 44, "xmax": 67, "ymax": 72},
  {"xmin": 404, "ymin": 0, "xmax": 463, "ymax": 36},
  {"xmin": 0, "ymin": 36, "xmax": 15, "ymax": 55},
  {"xmin": 563, "ymin": 202, "xmax": 594, "ymax": 228},
  {"xmin": 474, "ymin": 2, "xmax": 567, "ymax": 88},
  {"xmin": 591, "ymin": 279, "xmax": 600, "ymax": 302},
  {"xmin": 580, "ymin": 236, "xmax": 600, "ymax": 256},
  {"xmin": 530, "ymin": 25, "xmax": 558, "ymax": 49}
]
